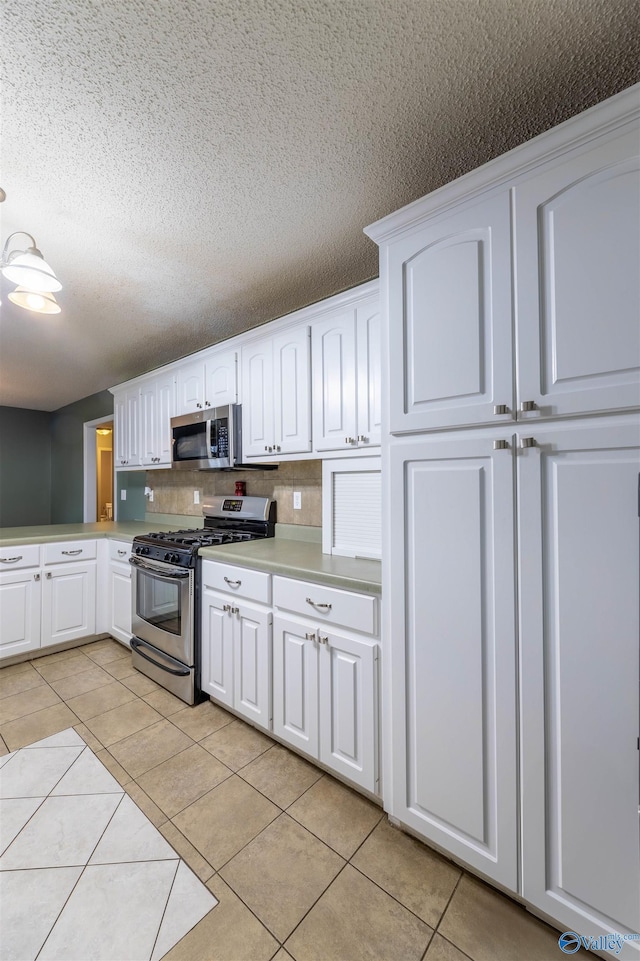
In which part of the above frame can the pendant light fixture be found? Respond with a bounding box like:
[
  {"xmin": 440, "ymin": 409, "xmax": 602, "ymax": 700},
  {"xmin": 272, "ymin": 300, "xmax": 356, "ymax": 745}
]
[{"xmin": 0, "ymin": 188, "xmax": 62, "ymax": 313}]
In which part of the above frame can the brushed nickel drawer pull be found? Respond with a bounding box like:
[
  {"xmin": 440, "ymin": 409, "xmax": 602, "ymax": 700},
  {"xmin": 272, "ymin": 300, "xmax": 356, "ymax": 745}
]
[
  {"xmin": 117, "ymin": 549, "xmax": 127, "ymax": 556},
  {"xmin": 305, "ymin": 597, "xmax": 332, "ymax": 611},
  {"xmin": 62, "ymin": 549, "xmax": 82, "ymax": 556},
  {"xmin": 0, "ymin": 556, "xmax": 23, "ymax": 563},
  {"xmin": 224, "ymin": 577, "xmax": 241, "ymax": 587}
]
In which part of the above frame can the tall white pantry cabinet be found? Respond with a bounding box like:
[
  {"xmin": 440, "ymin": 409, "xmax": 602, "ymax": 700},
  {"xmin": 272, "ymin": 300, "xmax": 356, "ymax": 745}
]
[{"xmin": 365, "ymin": 84, "xmax": 640, "ymax": 954}]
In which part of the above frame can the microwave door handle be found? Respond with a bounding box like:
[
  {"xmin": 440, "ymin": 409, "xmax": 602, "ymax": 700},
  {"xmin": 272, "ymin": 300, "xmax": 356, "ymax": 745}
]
[{"xmin": 207, "ymin": 417, "xmax": 213, "ymax": 461}]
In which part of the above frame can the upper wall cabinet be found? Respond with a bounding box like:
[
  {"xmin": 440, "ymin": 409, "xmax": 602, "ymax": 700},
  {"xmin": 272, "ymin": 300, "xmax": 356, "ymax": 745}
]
[
  {"xmin": 113, "ymin": 387, "xmax": 141, "ymax": 468},
  {"xmin": 384, "ymin": 193, "xmax": 512, "ymax": 433},
  {"xmin": 312, "ymin": 293, "xmax": 381, "ymax": 452},
  {"xmin": 241, "ymin": 326, "xmax": 311, "ymax": 459},
  {"xmin": 176, "ymin": 348, "xmax": 238, "ymax": 415},
  {"xmin": 369, "ymin": 106, "xmax": 640, "ymax": 434},
  {"xmin": 140, "ymin": 370, "xmax": 176, "ymax": 466},
  {"xmin": 514, "ymin": 128, "xmax": 640, "ymax": 421}
]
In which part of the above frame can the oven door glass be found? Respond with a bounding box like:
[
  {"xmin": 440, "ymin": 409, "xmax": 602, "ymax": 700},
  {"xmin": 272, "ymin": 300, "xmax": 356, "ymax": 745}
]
[{"xmin": 131, "ymin": 561, "xmax": 193, "ymax": 665}]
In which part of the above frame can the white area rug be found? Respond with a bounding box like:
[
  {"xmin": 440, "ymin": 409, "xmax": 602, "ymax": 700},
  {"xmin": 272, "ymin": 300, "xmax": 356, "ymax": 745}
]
[{"xmin": 0, "ymin": 728, "xmax": 217, "ymax": 961}]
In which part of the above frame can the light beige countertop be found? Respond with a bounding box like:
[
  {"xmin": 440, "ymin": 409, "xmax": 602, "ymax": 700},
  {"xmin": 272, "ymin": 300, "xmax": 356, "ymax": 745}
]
[
  {"xmin": 199, "ymin": 537, "xmax": 382, "ymax": 594},
  {"xmin": 0, "ymin": 523, "xmax": 382, "ymax": 595},
  {"xmin": 0, "ymin": 522, "xmax": 167, "ymax": 546}
]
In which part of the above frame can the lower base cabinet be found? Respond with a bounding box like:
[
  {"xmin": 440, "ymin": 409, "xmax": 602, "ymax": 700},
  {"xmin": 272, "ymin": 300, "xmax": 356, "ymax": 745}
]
[
  {"xmin": 107, "ymin": 540, "xmax": 132, "ymax": 647},
  {"xmin": 0, "ymin": 541, "xmax": 97, "ymax": 657},
  {"xmin": 0, "ymin": 567, "xmax": 41, "ymax": 657},
  {"xmin": 200, "ymin": 561, "xmax": 272, "ymax": 730},
  {"xmin": 200, "ymin": 560, "xmax": 381, "ymax": 795},
  {"xmin": 273, "ymin": 614, "xmax": 378, "ymax": 793},
  {"xmin": 41, "ymin": 562, "xmax": 97, "ymax": 648}
]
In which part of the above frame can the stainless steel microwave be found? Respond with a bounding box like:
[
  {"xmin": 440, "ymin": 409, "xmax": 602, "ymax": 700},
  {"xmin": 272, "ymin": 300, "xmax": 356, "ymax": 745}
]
[
  {"xmin": 171, "ymin": 404, "xmax": 239, "ymax": 470},
  {"xmin": 170, "ymin": 404, "xmax": 277, "ymax": 471}
]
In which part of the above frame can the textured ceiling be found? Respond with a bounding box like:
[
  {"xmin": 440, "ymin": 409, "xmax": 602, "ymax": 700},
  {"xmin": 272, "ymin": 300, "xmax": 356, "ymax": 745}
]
[{"xmin": 1, "ymin": 0, "xmax": 638, "ymax": 411}]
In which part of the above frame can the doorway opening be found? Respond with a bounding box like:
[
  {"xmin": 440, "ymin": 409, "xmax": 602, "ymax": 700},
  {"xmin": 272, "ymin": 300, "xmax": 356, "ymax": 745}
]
[{"xmin": 83, "ymin": 416, "xmax": 114, "ymax": 523}]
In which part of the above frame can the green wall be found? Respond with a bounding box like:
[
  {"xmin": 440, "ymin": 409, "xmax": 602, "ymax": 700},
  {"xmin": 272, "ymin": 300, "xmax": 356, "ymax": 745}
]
[
  {"xmin": 116, "ymin": 471, "xmax": 147, "ymax": 521},
  {"xmin": 0, "ymin": 407, "xmax": 52, "ymax": 527},
  {"xmin": 50, "ymin": 390, "xmax": 114, "ymax": 523}
]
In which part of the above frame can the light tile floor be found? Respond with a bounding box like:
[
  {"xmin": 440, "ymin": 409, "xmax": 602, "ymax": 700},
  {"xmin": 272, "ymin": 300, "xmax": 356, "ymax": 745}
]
[
  {"xmin": 0, "ymin": 639, "xmax": 593, "ymax": 961},
  {"xmin": 0, "ymin": 727, "xmax": 217, "ymax": 960}
]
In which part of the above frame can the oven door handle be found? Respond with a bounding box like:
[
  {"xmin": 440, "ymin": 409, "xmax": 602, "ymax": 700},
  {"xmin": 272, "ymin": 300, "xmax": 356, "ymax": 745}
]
[
  {"xmin": 130, "ymin": 638, "xmax": 191, "ymax": 676},
  {"xmin": 129, "ymin": 557, "xmax": 191, "ymax": 578}
]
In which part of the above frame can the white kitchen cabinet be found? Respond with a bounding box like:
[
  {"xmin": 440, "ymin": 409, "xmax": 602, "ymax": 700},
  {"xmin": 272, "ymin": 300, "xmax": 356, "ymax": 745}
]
[
  {"xmin": 514, "ymin": 127, "xmax": 640, "ymax": 420},
  {"xmin": 372, "ymin": 103, "xmax": 639, "ymax": 436},
  {"xmin": 200, "ymin": 561, "xmax": 272, "ymax": 729},
  {"xmin": 113, "ymin": 387, "xmax": 141, "ymax": 468},
  {"xmin": 41, "ymin": 541, "xmax": 97, "ymax": 649},
  {"xmin": 383, "ymin": 192, "xmax": 513, "ymax": 434},
  {"xmin": 107, "ymin": 540, "xmax": 132, "ymax": 647},
  {"xmin": 312, "ymin": 296, "xmax": 381, "ymax": 453},
  {"xmin": 272, "ymin": 575, "xmax": 380, "ymax": 793},
  {"xmin": 272, "ymin": 615, "xmax": 320, "ymax": 757},
  {"xmin": 241, "ymin": 326, "xmax": 311, "ymax": 459},
  {"xmin": 140, "ymin": 371, "xmax": 176, "ymax": 466},
  {"xmin": 387, "ymin": 433, "xmax": 518, "ymax": 887},
  {"xmin": 176, "ymin": 348, "xmax": 237, "ymax": 415},
  {"xmin": 0, "ymin": 564, "xmax": 41, "ymax": 657},
  {"xmin": 518, "ymin": 420, "xmax": 640, "ymax": 948}
]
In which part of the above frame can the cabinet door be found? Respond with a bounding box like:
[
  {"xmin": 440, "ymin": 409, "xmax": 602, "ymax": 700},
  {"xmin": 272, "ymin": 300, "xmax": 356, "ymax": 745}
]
[
  {"xmin": 518, "ymin": 420, "xmax": 640, "ymax": 939},
  {"xmin": 387, "ymin": 191, "xmax": 513, "ymax": 433},
  {"xmin": 125, "ymin": 388, "xmax": 141, "ymax": 467},
  {"xmin": 272, "ymin": 615, "xmax": 319, "ymax": 757},
  {"xmin": 176, "ymin": 361, "xmax": 205, "ymax": 414},
  {"xmin": 515, "ymin": 128, "xmax": 640, "ymax": 420},
  {"xmin": 41, "ymin": 563, "xmax": 97, "ymax": 648},
  {"xmin": 312, "ymin": 310, "xmax": 358, "ymax": 452},
  {"xmin": 318, "ymin": 630, "xmax": 378, "ymax": 792},
  {"xmin": 273, "ymin": 327, "xmax": 311, "ymax": 454},
  {"xmin": 204, "ymin": 350, "xmax": 237, "ymax": 407},
  {"xmin": 155, "ymin": 373, "xmax": 176, "ymax": 464},
  {"xmin": 109, "ymin": 562, "xmax": 132, "ymax": 647},
  {"xmin": 356, "ymin": 300, "xmax": 381, "ymax": 448},
  {"xmin": 0, "ymin": 570, "xmax": 41, "ymax": 657},
  {"xmin": 241, "ymin": 340, "xmax": 274, "ymax": 458},
  {"xmin": 113, "ymin": 391, "xmax": 128, "ymax": 466},
  {"xmin": 200, "ymin": 588, "xmax": 233, "ymax": 707},
  {"xmin": 234, "ymin": 603, "xmax": 272, "ymax": 730},
  {"xmin": 140, "ymin": 380, "xmax": 157, "ymax": 467},
  {"xmin": 388, "ymin": 434, "xmax": 518, "ymax": 888}
]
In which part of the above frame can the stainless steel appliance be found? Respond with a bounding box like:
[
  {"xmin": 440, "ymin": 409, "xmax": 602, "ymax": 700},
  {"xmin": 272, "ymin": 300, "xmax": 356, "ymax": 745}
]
[
  {"xmin": 171, "ymin": 404, "xmax": 277, "ymax": 471},
  {"xmin": 129, "ymin": 495, "xmax": 276, "ymax": 704}
]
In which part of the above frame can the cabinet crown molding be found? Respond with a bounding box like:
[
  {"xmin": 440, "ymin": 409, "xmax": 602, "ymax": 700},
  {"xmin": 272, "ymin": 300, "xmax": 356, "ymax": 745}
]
[{"xmin": 364, "ymin": 83, "xmax": 640, "ymax": 246}]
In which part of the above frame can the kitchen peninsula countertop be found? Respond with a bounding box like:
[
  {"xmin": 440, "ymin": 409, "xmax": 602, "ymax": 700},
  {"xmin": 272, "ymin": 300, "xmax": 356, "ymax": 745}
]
[{"xmin": 0, "ymin": 523, "xmax": 382, "ymax": 595}]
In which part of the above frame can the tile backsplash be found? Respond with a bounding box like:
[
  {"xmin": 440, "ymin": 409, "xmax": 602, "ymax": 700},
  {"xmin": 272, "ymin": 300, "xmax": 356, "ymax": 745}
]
[{"xmin": 145, "ymin": 460, "xmax": 322, "ymax": 526}]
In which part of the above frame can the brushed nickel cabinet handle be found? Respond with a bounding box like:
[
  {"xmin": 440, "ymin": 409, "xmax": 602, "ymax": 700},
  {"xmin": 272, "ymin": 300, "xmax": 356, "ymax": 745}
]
[
  {"xmin": 305, "ymin": 597, "xmax": 332, "ymax": 611},
  {"xmin": 0, "ymin": 556, "xmax": 23, "ymax": 563},
  {"xmin": 520, "ymin": 400, "xmax": 537, "ymax": 412},
  {"xmin": 493, "ymin": 440, "xmax": 510, "ymax": 450},
  {"xmin": 520, "ymin": 437, "xmax": 537, "ymax": 448},
  {"xmin": 62, "ymin": 549, "xmax": 82, "ymax": 556},
  {"xmin": 224, "ymin": 577, "xmax": 241, "ymax": 587}
]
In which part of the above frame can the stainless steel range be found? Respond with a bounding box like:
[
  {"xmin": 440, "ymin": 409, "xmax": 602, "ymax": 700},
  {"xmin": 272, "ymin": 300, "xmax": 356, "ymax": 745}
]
[{"xmin": 129, "ymin": 495, "xmax": 276, "ymax": 704}]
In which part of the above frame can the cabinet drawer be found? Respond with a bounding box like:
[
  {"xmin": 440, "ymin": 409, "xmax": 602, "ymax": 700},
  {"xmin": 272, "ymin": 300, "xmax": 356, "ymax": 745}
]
[
  {"xmin": 0, "ymin": 544, "xmax": 41, "ymax": 570},
  {"xmin": 201, "ymin": 560, "xmax": 271, "ymax": 605},
  {"xmin": 109, "ymin": 540, "xmax": 132, "ymax": 563},
  {"xmin": 273, "ymin": 576, "xmax": 377, "ymax": 636},
  {"xmin": 44, "ymin": 540, "xmax": 97, "ymax": 565}
]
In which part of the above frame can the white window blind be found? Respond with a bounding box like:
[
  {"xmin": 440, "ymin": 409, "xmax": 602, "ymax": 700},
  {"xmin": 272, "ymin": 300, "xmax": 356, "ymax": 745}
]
[{"xmin": 331, "ymin": 469, "xmax": 381, "ymax": 559}]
